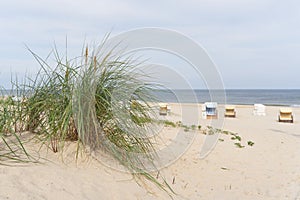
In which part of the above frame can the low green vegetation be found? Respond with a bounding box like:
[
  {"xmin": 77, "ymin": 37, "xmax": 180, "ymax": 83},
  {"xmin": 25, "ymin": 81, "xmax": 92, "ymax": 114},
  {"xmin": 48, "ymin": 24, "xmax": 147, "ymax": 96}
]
[
  {"xmin": 234, "ymin": 142, "xmax": 245, "ymax": 148},
  {"xmin": 191, "ymin": 125, "xmax": 196, "ymax": 130},
  {"xmin": 231, "ymin": 135, "xmax": 241, "ymax": 141},
  {"xmin": 203, "ymin": 126, "xmax": 254, "ymax": 148},
  {"xmin": 247, "ymin": 141, "xmax": 255, "ymax": 146},
  {"xmin": 162, "ymin": 120, "xmax": 177, "ymax": 128},
  {"xmin": 161, "ymin": 121, "xmax": 254, "ymax": 149}
]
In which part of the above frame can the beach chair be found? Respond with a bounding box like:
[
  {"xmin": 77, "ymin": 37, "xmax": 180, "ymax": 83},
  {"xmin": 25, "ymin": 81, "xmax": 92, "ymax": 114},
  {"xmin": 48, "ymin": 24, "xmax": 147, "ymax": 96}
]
[
  {"xmin": 159, "ymin": 103, "xmax": 168, "ymax": 116},
  {"xmin": 167, "ymin": 104, "xmax": 171, "ymax": 114},
  {"xmin": 278, "ymin": 108, "xmax": 293, "ymax": 123},
  {"xmin": 225, "ymin": 106, "xmax": 236, "ymax": 118},
  {"xmin": 205, "ymin": 102, "xmax": 218, "ymax": 119},
  {"xmin": 201, "ymin": 104, "xmax": 207, "ymax": 119},
  {"xmin": 253, "ymin": 104, "xmax": 266, "ymax": 116},
  {"xmin": 12, "ymin": 96, "xmax": 22, "ymax": 102}
]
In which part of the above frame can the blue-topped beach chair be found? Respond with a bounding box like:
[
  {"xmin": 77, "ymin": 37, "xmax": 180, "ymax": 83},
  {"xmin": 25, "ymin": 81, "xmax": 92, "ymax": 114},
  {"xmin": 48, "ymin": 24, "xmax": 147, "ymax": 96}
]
[{"xmin": 205, "ymin": 102, "xmax": 218, "ymax": 119}]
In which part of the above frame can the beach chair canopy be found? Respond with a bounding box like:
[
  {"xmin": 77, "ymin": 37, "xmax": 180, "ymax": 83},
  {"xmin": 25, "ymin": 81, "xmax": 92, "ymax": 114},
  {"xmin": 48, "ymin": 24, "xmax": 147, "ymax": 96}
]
[
  {"xmin": 225, "ymin": 106, "xmax": 235, "ymax": 110},
  {"xmin": 254, "ymin": 104, "xmax": 265, "ymax": 109},
  {"xmin": 205, "ymin": 102, "xmax": 218, "ymax": 115},
  {"xmin": 159, "ymin": 103, "xmax": 168, "ymax": 108},
  {"xmin": 205, "ymin": 102, "xmax": 218, "ymax": 108},
  {"xmin": 280, "ymin": 108, "xmax": 292, "ymax": 114}
]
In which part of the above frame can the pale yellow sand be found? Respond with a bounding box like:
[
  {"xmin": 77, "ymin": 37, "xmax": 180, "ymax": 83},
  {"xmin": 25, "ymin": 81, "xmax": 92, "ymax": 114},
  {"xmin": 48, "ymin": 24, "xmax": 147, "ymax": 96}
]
[{"xmin": 1, "ymin": 104, "xmax": 300, "ymax": 200}]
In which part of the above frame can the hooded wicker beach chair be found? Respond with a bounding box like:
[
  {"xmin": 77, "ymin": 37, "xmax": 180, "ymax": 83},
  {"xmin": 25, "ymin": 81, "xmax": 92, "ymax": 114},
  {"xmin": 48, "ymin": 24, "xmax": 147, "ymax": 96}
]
[
  {"xmin": 225, "ymin": 106, "xmax": 236, "ymax": 118},
  {"xmin": 159, "ymin": 103, "xmax": 168, "ymax": 116},
  {"xmin": 205, "ymin": 102, "xmax": 218, "ymax": 119},
  {"xmin": 278, "ymin": 108, "xmax": 293, "ymax": 123}
]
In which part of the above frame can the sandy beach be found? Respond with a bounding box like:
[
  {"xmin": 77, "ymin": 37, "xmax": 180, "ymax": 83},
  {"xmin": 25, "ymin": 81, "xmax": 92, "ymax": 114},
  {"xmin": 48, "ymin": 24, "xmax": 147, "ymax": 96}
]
[{"xmin": 1, "ymin": 103, "xmax": 300, "ymax": 200}]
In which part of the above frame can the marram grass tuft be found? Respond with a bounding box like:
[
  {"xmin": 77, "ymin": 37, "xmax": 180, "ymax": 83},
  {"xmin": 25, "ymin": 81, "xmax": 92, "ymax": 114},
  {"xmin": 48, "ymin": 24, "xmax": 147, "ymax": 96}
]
[{"xmin": 1, "ymin": 41, "xmax": 175, "ymax": 195}]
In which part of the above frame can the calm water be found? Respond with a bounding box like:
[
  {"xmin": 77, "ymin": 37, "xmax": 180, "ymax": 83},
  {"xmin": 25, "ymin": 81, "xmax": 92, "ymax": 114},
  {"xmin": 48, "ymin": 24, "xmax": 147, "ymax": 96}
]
[
  {"xmin": 2, "ymin": 89, "xmax": 300, "ymax": 107},
  {"xmin": 152, "ymin": 89, "xmax": 300, "ymax": 107}
]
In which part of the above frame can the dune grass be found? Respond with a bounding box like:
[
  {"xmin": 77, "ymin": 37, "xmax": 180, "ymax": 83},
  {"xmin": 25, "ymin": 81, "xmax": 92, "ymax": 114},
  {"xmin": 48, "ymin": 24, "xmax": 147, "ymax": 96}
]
[
  {"xmin": 0, "ymin": 93, "xmax": 30, "ymax": 165},
  {"xmin": 0, "ymin": 41, "xmax": 174, "ymax": 195}
]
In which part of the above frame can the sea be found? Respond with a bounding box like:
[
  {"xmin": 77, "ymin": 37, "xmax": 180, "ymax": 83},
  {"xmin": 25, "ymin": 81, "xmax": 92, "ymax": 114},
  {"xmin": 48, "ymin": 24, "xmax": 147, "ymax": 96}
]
[
  {"xmin": 1, "ymin": 89, "xmax": 300, "ymax": 107},
  {"xmin": 151, "ymin": 89, "xmax": 300, "ymax": 107}
]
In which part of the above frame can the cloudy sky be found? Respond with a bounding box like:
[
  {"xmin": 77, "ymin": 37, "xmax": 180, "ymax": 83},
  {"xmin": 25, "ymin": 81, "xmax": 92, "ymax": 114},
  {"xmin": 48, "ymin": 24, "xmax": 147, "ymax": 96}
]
[{"xmin": 1, "ymin": 0, "xmax": 300, "ymax": 89}]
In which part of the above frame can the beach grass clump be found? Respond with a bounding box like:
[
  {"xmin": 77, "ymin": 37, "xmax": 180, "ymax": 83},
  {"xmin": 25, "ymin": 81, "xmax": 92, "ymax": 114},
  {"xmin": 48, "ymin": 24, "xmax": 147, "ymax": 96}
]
[
  {"xmin": 206, "ymin": 126, "xmax": 217, "ymax": 135},
  {"xmin": 183, "ymin": 126, "xmax": 190, "ymax": 132},
  {"xmin": 230, "ymin": 135, "xmax": 241, "ymax": 141},
  {"xmin": 247, "ymin": 141, "xmax": 255, "ymax": 146},
  {"xmin": 0, "ymin": 94, "xmax": 29, "ymax": 164},
  {"xmin": 191, "ymin": 125, "xmax": 196, "ymax": 130},
  {"xmin": 10, "ymin": 42, "xmax": 173, "ymax": 194},
  {"xmin": 0, "ymin": 95, "xmax": 27, "ymax": 134},
  {"xmin": 162, "ymin": 120, "xmax": 177, "ymax": 128},
  {"xmin": 234, "ymin": 142, "xmax": 245, "ymax": 148},
  {"xmin": 0, "ymin": 97, "xmax": 14, "ymax": 134},
  {"xmin": 176, "ymin": 121, "xmax": 182, "ymax": 127},
  {"xmin": 21, "ymin": 50, "xmax": 80, "ymax": 152}
]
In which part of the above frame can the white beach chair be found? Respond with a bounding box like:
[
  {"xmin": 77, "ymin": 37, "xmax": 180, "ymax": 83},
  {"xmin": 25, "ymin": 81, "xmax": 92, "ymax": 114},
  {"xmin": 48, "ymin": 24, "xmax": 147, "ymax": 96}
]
[
  {"xmin": 201, "ymin": 104, "xmax": 207, "ymax": 119},
  {"xmin": 253, "ymin": 104, "xmax": 266, "ymax": 116},
  {"xmin": 12, "ymin": 96, "xmax": 23, "ymax": 102},
  {"xmin": 167, "ymin": 104, "xmax": 171, "ymax": 113}
]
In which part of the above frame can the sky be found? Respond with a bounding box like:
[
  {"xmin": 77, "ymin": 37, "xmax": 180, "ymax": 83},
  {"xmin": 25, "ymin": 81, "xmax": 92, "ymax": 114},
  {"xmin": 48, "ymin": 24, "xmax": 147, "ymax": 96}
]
[{"xmin": 0, "ymin": 0, "xmax": 300, "ymax": 89}]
